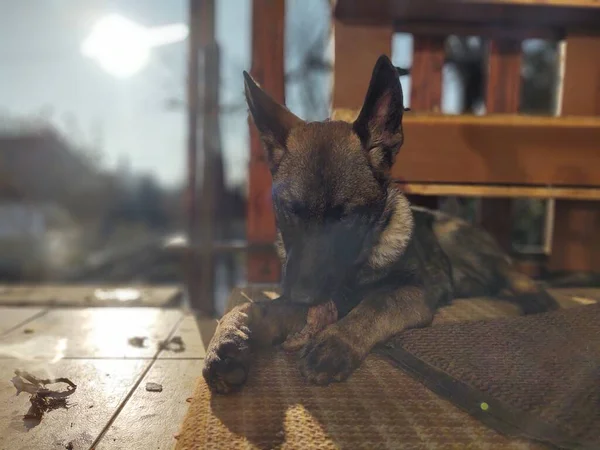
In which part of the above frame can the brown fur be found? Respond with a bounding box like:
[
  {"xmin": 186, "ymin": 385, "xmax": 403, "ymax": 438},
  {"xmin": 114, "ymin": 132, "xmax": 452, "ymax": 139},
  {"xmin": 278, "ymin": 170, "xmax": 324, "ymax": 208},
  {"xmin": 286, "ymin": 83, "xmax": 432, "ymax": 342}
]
[{"xmin": 204, "ymin": 55, "xmax": 559, "ymax": 393}]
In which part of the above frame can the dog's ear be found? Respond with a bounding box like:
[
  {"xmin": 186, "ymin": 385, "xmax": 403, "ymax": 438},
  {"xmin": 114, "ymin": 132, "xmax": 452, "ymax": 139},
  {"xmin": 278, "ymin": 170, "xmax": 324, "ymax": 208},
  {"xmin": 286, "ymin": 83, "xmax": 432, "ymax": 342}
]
[
  {"xmin": 243, "ymin": 71, "xmax": 303, "ymax": 174},
  {"xmin": 353, "ymin": 55, "xmax": 404, "ymax": 175}
]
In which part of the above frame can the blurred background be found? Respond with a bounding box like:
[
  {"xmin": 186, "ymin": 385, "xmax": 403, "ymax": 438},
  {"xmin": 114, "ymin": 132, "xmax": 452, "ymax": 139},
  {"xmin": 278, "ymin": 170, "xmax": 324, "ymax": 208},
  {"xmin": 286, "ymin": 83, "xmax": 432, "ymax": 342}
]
[{"xmin": 0, "ymin": 0, "xmax": 561, "ymax": 315}]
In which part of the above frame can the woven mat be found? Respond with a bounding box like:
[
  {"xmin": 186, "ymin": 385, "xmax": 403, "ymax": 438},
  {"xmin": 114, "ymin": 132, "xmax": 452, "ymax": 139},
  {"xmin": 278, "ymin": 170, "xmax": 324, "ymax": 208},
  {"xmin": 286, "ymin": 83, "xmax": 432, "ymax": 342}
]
[
  {"xmin": 381, "ymin": 303, "xmax": 600, "ymax": 450},
  {"xmin": 177, "ymin": 352, "xmax": 551, "ymax": 450},
  {"xmin": 176, "ymin": 292, "xmax": 595, "ymax": 450}
]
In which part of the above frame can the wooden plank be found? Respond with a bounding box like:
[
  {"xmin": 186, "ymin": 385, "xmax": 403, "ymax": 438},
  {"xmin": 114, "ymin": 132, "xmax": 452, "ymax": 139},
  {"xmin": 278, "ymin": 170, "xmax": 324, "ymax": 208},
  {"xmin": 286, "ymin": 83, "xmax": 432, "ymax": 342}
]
[
  {"xmin": 397, "ymin": 183, "xmax": 600, "ymax": 200},
  {"xmin": 550, "ymin": 35, "xmax": 600, "ymax": 273},
  {"xmin": 547, "ymin": 287, "xmax": 600, "ymax": 305},
  {"xmin": 333, "ymin": 110, "xmax": 600, "ymax": 127},
  {"xmin": 480, "ymin": 38, "xmax": 522, "ymax": 252},
  {"xmin": 410, "ymin": 36, "xmax": 445, "ymax": 113},
  {"xmin": 333, "ymin": 110, "xmax": 600, "ymax": 186},
  {"xmin": 485, "ymin": 40, "xmax": 522, "ymax": 113},
  {"xmin": 0, "ymin": 308, "xmax": 183, "ymax": 359},
  {"xmin": 407, "ymin": 35, "xmax": 445, "ymax": 209},
  {"xmin": 95, "ymin": 359, "xmax": 203, "ymax": 450},
  {"xmin": 157, "ymin": 313, "xmax": 217, "ymax": 360},
  {"xmin": 558, "ymin": 35, "xmax": 600, "ymax": 118},
  {"xmin": 247, "ymin": 0, "xmax": 285, "ymax": 283},
  {"xmin": 468, "ymin": 0, "xmax": 600, "ymax": 7},
  {"xmin": 0, "ymin": 284, "xmax": 182, "ymax": 308},
  {"xmin": 192, "ymin": 0, "xmax": 219, "ymax": 316},
  {"xmin": 396, "ymin": 22, "xmax": 560, "ymax": 40},
  {"xmin": 333, "ymin": 20, "xmax": 394, "ymax": 109},
  {"xmin": 0, "ymin": 359, "xmax": 149, "ymax": 450},
  {"xmin": 185, "ymin": 0, "xmax": 202, "ymax": 314},
  {"xmin": 549, "ymin": 200, "xmax": 600, "ymax": 272},
  {"xmin": 334, "ymin": 0, "xmax": 600, "ymax": 29},
  {"xmin": 0, "ymin": 308, "xmax": 44, "ymax": 335}
]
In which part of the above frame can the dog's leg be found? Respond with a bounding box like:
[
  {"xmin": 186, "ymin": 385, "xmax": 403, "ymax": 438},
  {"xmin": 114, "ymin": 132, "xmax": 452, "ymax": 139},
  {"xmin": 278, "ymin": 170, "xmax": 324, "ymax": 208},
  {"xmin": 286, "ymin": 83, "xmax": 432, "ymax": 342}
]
[
  {"xmin": 299, "ymin": 286, "xmax": 433, "ymax": 385},
  {"xmin": 203, "ymin": 298, "xmax": 308, "ymax": 394},
  {"xmin": 500, "ymin": 265, "xmax": 560, "ymax": 315}
]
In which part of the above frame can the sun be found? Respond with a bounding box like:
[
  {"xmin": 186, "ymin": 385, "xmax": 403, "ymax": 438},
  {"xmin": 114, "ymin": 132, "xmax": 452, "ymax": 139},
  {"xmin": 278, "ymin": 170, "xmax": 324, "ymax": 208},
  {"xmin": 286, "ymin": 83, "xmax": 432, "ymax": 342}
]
[{"xmin": 82, "ymin": 14, "xmax": 189, "ymax": 78}]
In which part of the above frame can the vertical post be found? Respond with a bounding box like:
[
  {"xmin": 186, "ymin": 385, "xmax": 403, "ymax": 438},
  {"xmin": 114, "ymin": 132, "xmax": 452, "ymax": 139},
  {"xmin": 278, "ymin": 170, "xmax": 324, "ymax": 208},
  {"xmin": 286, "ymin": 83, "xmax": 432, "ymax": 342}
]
[
  {"xmin": 407, "ymin": 35, "xmax": 445, "ymax": 210},
  {"xmin": 247, "ymin": 0, "xmax": 286, "ymax": 283},
  {"xmin": 548, "ymin": 35, "xmax": 600, "ymax": 273},
  {"xmin": 479, "ymin": 39, "xmax": 523, "ymax": 253},
  {"xmin": 186, "ymin": 0, "xmax": 217, "ymax": 315},
  {"xmin": 185, "ymin": 0, "xmax": 200, "ymax": 310},
  {"xmin": 410, "ymin": 36, "xmax": 444, "ymax": 113},
  {"xmin": 333, "ymin": 21, "xmax": 393, "ymax": 109}
]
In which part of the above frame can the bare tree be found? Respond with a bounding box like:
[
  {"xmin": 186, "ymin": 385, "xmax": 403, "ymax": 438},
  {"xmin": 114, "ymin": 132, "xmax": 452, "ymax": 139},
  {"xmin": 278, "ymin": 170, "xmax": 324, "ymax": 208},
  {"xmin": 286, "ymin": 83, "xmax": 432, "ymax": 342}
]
[{"xmin": 285, "ymin": 0, "xmax": 333, "ymax": 120}]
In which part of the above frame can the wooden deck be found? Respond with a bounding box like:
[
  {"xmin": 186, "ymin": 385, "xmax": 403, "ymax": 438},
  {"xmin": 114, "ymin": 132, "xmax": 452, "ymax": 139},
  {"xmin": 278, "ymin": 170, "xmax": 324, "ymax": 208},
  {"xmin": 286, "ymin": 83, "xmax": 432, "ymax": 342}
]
[
  {"xmin": 0, "ymin": 284, "xmax": 183, "ymax": 308},
  {"xmin": 0, "ymin": 298, "xmax": 217, "ymax": 450},
  {"xmin": 0, "ymin": 286, "xmax": 598, "ymax": 449}
]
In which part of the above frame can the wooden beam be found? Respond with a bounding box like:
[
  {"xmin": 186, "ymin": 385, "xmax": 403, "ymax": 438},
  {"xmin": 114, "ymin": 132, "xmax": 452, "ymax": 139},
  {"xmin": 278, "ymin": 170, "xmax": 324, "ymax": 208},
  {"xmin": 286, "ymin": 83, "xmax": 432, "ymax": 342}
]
[
  {"xmin": 246, "ymin": 0, "xmax": 285, "ymax": 283},
  {"xmin": 332, "ymin": 110, "xmax": 600, "ymax": 186},
  {"xmin": 485, "ymin": 40, "xmax": 522, "ymax": 113},
  {"xmin": 334, "ymin": 0, "xmax": 600, "ymax": 30},
  {"xmin": 398, "ymin": 183, "xmax": 600, "ymax": 201},
  {"xmin": 394, "ymin": 114, "xmax": 600, "ymax": 186},
  {"xmin": 333, "ymin": 110, "xmax": 600, "ymax": 127},
  {"xmin": 549, "ymin": 201, "xmax": 600, "ymax": 272},
  {"xmin": 558, "ymin": 35, "xmax": 600, "ymax": 117},
  {"xmin": 480, "ymin": 38, "xmax": 522, "ymax": 252},
  {"xmin": 396, "ymin": 22, "xmax": 561, "ymax": 41},
  {"xmin": 465, "ymin": 0, "xmax": 600, "ymax": 7},
  {"xmin": 410, "ymin": 36, "xmax": 445, "ymax": 112},
  {"xmin": 186, "ymin": 0, "xmax": 217, "ymax": 315},
  {"xmin": 549, "ymin": 35, "xmax": 600, "ymax": 273},
  {"xmin": 333, "ymin": 20, "xmax": 393, "ymax": 109},
  {"xmin": 407, "ymin": 35, "xmax": 445, "ymax": 209}
]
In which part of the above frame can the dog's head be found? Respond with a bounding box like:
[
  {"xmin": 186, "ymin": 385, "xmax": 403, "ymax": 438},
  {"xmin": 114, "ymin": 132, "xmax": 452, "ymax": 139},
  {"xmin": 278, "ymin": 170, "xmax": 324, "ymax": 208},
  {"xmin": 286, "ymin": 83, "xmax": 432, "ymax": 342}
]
[{"xmin": 244, "ymin": 55, "xmax": 405, "ymax": 305}]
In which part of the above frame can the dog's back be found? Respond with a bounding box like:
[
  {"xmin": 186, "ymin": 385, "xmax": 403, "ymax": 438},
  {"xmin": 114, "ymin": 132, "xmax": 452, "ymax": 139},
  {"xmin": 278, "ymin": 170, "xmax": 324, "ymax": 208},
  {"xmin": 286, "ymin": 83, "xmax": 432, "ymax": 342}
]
[{"xmin": 413, "ymin": 206, "xmax": 559, "ymax": 314}]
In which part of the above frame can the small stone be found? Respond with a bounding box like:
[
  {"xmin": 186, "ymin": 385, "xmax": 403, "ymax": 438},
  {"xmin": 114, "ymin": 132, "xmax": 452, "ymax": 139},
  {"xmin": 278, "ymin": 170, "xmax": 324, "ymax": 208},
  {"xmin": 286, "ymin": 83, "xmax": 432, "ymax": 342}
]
[
  {"xmin": 128, "ymin": 336, "xmax": 147, "ymax": 348},
  {"xmin": 146, "ymin": 382, "xmax": 163, "ymax": 392},
  {"xmin": 23, "ymin": 328, "xmax": 34, "ymax": 334}
]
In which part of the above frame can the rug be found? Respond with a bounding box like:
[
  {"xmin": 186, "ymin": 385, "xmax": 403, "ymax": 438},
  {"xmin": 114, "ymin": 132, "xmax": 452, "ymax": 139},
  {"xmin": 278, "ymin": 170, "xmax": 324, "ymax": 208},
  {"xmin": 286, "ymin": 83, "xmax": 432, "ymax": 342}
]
[
  {"xmin": 175, "ymin": 290, "xmax": 596, "ymax": 449},
  {"xmin": 380, "ymin": 303, "xmax": 600, "ymax": 450}
]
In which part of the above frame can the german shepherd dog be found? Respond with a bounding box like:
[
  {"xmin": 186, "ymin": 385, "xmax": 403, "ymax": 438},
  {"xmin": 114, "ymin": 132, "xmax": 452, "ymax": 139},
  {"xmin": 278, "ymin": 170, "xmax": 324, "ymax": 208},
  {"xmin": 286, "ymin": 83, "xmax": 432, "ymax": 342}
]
[{"xmin": 203, "ymin": 55, "xmax": 559, "ymax": 394}]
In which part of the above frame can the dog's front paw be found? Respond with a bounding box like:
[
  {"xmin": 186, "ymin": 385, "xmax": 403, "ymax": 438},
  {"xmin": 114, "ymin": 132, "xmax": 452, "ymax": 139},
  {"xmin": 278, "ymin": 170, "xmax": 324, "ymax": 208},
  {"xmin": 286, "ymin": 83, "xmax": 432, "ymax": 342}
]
[
  {"xmin": 298, "ymin": 329, "xmax": 363, "ymax": 385},
  {"xmin": 203, "ymin": 328, "xmax": 251, "ymax": 394}
]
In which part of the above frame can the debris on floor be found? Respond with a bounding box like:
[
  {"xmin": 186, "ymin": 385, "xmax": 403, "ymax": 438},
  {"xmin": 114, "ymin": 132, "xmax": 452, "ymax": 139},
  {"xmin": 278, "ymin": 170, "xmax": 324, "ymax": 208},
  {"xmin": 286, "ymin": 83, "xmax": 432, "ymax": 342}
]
[
  {"xmin": 127, "ymin": 336, "xmax": 147, "ymax": 348},
  {"xmin": 158, "ymin": 335, "xmax": 185, "ymax": 353},
  {"xmin": 11, "ymin": 369, "xmax": 77, "ymax": 421},
  {"xmin": 262, "ymin": 291, "xmax": 279, "ymax": 300},
  {"xmin": 23, "ymin": 328, "xmax": 34, "ymax": 334},
  {"xmin": 146, "ymin": 382, "xmax": 163, "ymax": 392}
]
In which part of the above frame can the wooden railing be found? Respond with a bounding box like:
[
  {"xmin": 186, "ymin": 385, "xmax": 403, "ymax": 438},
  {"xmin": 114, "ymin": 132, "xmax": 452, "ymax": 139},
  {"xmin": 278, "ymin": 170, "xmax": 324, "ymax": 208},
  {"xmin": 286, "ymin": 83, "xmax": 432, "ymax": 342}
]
[{"xmin": 244, "ymin": 0, "xmax": 600, "ymax": 285}]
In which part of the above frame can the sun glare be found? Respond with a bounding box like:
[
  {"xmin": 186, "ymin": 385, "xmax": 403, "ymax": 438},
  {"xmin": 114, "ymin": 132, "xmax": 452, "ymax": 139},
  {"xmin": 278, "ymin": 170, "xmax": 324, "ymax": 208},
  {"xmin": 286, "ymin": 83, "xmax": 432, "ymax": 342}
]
[{"xmin": 81, "ymin": 14, "xmax": 189, "ymax": 78}]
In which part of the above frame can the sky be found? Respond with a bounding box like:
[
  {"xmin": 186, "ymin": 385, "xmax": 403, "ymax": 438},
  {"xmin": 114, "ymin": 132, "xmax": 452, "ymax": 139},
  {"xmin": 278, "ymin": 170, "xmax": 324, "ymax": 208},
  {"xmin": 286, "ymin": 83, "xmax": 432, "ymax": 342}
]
[{"xmin": 0, "ymin": 0, "xmax": 462, "ymax": 190}]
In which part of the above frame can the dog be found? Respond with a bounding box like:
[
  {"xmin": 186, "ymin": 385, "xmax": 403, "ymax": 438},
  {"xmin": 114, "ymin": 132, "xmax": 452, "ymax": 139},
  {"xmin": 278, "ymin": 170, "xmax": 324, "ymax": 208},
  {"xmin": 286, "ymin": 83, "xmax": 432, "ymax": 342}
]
[{"xmin": 202, "ymin": 55, "xmax": 559, "ymax": 394}]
